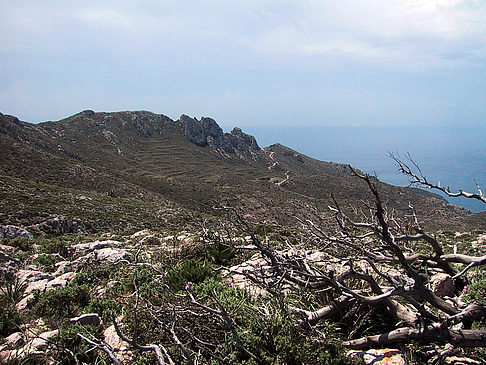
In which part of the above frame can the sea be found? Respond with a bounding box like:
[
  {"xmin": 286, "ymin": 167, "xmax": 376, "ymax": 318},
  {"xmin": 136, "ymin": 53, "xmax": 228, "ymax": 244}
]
[{"xmin": 246, "ymin": 125, "xmax": 486, "ymax": 213}]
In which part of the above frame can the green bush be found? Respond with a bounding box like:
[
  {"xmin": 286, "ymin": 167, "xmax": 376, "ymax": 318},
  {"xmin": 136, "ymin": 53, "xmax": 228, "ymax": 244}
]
[
  {"xmin": 0, "ymin": 305, "xmax": 21, "ymax": 337},
  {"xmin": 3, "ymin": 237, "xmax": 33, "ymax": 252},
  {"xmin": 34, "ymin": 254, "xmax": 58, "ymax": 272},
  {"xmin": 34, "ymin": 284, "xmax": 91, "ymax": 320},
  {"xmin": 164, "ymin": 259, "xmax": 215, "ymax": 292},
  {"xmin": 208, "ymin": 243, "xmax": 235, "ymax": 265}
]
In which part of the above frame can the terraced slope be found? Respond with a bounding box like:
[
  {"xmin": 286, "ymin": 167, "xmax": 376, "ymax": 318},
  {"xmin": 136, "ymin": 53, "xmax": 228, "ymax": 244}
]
[{"xmin": 0, "ymin": 110, "xmax": 481, "ymax": 231}]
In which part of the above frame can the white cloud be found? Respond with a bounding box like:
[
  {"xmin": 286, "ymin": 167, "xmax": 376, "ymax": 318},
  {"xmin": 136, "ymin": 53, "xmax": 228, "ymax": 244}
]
[
  {"xmin": 74, "ymin": 8, "xmax": 133, "ymax": 28},
  {"xmin": 249, "ymin": 0, "xmax": 486, "ymax": 67}
]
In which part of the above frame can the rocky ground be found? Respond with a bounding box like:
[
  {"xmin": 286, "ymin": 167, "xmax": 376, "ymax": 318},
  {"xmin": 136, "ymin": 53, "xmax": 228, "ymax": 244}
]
[{"xmin": 1, "ymin": 224, "xmax": 485, "ymax": 364}]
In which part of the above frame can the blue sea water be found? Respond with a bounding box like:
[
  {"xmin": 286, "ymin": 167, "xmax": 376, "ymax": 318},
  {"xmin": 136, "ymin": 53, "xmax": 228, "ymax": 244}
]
[{"xmin": 246, "ymin": 125, "xmax": 486, "ymax": 213}]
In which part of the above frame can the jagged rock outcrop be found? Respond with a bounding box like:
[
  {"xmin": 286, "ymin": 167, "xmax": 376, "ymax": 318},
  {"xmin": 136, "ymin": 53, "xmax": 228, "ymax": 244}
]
[{"xmin": 178, "ymin": 115, "xmax": 260, "ymax": 155}]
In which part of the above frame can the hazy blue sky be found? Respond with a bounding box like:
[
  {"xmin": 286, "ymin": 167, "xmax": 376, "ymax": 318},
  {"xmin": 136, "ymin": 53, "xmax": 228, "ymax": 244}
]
[{"xmin": 1, "ymin": 1, "xmax": 486, "ymax": 129}]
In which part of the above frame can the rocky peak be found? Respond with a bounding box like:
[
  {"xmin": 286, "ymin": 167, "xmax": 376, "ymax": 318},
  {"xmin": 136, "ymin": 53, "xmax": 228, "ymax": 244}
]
[
  {"xmin": 0, "ymin": 113, "xmax": 24, "ymax": 140},
  {"xmin": 177, "ymin": 115, "xmax": 260, "ymax": 156}
]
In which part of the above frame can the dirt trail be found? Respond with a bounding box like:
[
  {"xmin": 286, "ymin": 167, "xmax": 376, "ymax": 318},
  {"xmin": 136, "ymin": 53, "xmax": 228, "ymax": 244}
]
[
  {"xmin": 266, "ymin": 150, "xmax": 290, "ymax": 185},
  {"xmin": 267, "ymin": 151, "xmax": 278, "ymax": 170}
]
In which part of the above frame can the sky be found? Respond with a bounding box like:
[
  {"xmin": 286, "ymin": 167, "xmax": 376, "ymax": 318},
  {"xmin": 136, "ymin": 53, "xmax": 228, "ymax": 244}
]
[{"xmin": 1, "ymin": 0, "xmax": 486, "ymax": 128}]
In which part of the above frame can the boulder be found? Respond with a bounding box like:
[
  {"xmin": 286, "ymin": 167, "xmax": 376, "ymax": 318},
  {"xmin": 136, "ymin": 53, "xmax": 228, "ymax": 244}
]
[
  {"xmin": 29, "ymin": 216, "xmax": 86, "ymax": 235},
  {"xmin": 23, "ymin": 279, "xmax": 50, "ymax": 295},
  {"xmin": 0, "ymin": 225, "xmax": 33, "ymax": 240},
  {"xmin": 90, "ymin": 248, "xmax": 130, "ymax": 263},
  {"xmin": 131, "ymin": 229, "xmax": 150, "ymax": 239},
  {"xmin": 54, "ymin": 248, "xmax": 130, "ymax": 275},
  {"xmin": 0, "ymin": 329, "xmax": 58, "ymax": 362},
  {"xmin": 16, "ymin": 269, "xmax": 54, "ymax": 286},
  {"xmin": 430, "ymin": 273, "xmax": 455, "ymax": 298},
  {"xmin": 16, "ymin": 293, "xmax": 35, "ymax": 311}
]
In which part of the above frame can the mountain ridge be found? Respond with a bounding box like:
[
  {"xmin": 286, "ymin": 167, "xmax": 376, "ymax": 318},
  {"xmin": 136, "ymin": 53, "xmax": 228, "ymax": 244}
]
[{"xmin": 0, "ymin": 110, "xmax": 482, "ymax": 232}]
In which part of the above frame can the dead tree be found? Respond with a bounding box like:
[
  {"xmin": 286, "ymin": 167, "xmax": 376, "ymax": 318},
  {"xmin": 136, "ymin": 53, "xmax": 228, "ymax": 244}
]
[{"xmin": 215, "ymin": 164, "xmax": 486, "ymax": 355}]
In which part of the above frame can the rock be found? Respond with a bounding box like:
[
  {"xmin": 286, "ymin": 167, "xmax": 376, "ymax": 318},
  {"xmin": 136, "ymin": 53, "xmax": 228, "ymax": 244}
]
[
  {"xmin": 28, "ymin": 216, "xmax": 85, "ymax": 235},
  {"xmin": 91, "ymin": 248, "xmax": 130, "ymax": 263},
  {"xmin": 29, "ymin": 329, "xmax": 58, "ymax": 351},
  {"xmin": 14, "ymin": 269, "xmax": 68, "ymax": 303},
  {"xmin": 47, "ymin": 216, "xmax": 86, "ymax": 234},
  {"xmin": 131, "ymin": 229, "xmax": 150, "ymax": 239},
  {"xmin": 0, "ymin": 225, "xmax": 33, "ymax": 240},
  {"xmin": 0, "ymin": 250, "xmax": 22, "ymax": 279},
  {"xmin": 45, "ymin": 272, "xmax": 76, "ymax": 291},
  {"xmin": 68, "ymin": 313, "xmax": 102, "ymax": 327},
  {"xmin": 4, "ymin": 332, "xmax": 24, "ymax": 348},
  {"xmin": 16, "ymin": 269, "xmax": 54, "ymax": 286},
  {"xmin": 81, "ymin": 110, "xmax": 95, "ymax": 116},
  {"xmin": 16, "ymin": 293, "xmax": 35, "ymax": 311},
  {"xmin": 179, "ymin": 115, "xmax": 207, "ymax": 146},
  {"xmin": 53, "ymin": 261, "xmax": 73, "ymax": 276},
  {"xmin": 0, "ymin": 244, "xmax": 16, "ymax": 254},
  {"xmin": 348, "ymin": 349, "xmax": 407, "ymax": 365},
  {"xmin": 103, "ymin": 324, "xmax": 132, "ymax": 362},
  {"xmin": 55, "ymin": 248, "xmax": 130, "ymax": 275},
  {"xmin": 23, "ymin": 278, "xmax": 50, "ymax": 295},
  {"xmin": 430, "ymin": 273, "xmax": 455, "ymax": 298},
  {"xmin": 71, "ymin": 240, "xmax": 122, "ymax": 253},
  {"xmin": 1, "ymin": 329, "xmax": 59, "ymax": 362},
  {"xmin": 177, "ymin": 115, "xmax": 260, "ymax": 155}
]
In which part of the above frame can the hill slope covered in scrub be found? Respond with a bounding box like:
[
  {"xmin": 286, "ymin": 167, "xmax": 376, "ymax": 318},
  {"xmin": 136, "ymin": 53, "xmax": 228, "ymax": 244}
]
[
  {"xmin": 1, "ymin": 110, "xmax": 485, "ymax": 364},
  {"xmin": 0, "ymin": 110, "xmax": 481, "ymax": 232}
]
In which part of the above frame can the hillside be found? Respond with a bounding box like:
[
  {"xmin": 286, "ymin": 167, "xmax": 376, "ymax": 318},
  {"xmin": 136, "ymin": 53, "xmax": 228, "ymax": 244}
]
[
  {"xmin": 0, "ymin": 110, "xmax": 481, "ymax": 232},
  {"xmin": 1, "ymin": 110, "xmax": 486, "ymax": 364}
]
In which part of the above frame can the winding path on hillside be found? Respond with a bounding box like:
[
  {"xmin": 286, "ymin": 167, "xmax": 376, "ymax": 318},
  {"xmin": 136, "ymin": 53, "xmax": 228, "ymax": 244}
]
[{"xmin": 266, "ymin": 150, "xmax": 290, "ymax": 186}]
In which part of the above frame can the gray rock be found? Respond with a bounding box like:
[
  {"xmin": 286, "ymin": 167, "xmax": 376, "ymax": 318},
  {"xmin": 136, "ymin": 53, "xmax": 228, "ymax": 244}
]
[
  {"xmin": 28, "ymin": 216, "xmax": 85, "ymax": 235},
  {"xmin": 71, "ymin": 240, "xmax": 122, "ymax": 254},
  {"xmin": 177, "ymin": 115, "xmax": 260, "ymax": 155},
  {"xmin": 45, "ymin": 272, "xmax": 76, "ymax": 291},
  {"xmin": 55, "ymin": 248, "xmax": 130, "ymax": 275},
  {"xmin": 16, "ymin": 293, "xmax": 35, "ymax": 311},
  {"xmin": 0, "ymin": 329, "xmax": 59, "ymax": 361},
  {"xmin": 23, "ymin": 279, "xmax": 50, "ymax": 295},
  {"xmin": 104, "ymin": 323, "xmax": 132, "ymax": 362},
  {"xmin": 90, "ymin": 248, "xmax": 130, "ymax": 263},
  {"xmin": 16, "ymin": 269, "xmax": 54, "ymax": 285},
  {"xmin": 0, "ymin": 225, "xmax": 34, "ymax": 240},
  {"xmin": 0, "ymin": 250, "xmax": 22, "ymax": 279},
  {"xmin": 445, "ymin": 356, "xmax": 482, "ymax": 364},
  {"xmin": 29, "ymin": 329, "xmax": 59, "ymax": 351},
  {"xmin": 179, "ymin": 115, "xmax": 206, "ymax": 146}
]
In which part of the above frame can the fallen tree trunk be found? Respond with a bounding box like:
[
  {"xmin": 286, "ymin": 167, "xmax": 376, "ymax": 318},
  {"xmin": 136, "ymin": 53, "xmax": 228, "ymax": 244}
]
[{"xmin": 344, "ymin": 324, "xmax": 486, "ymax": 349}]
